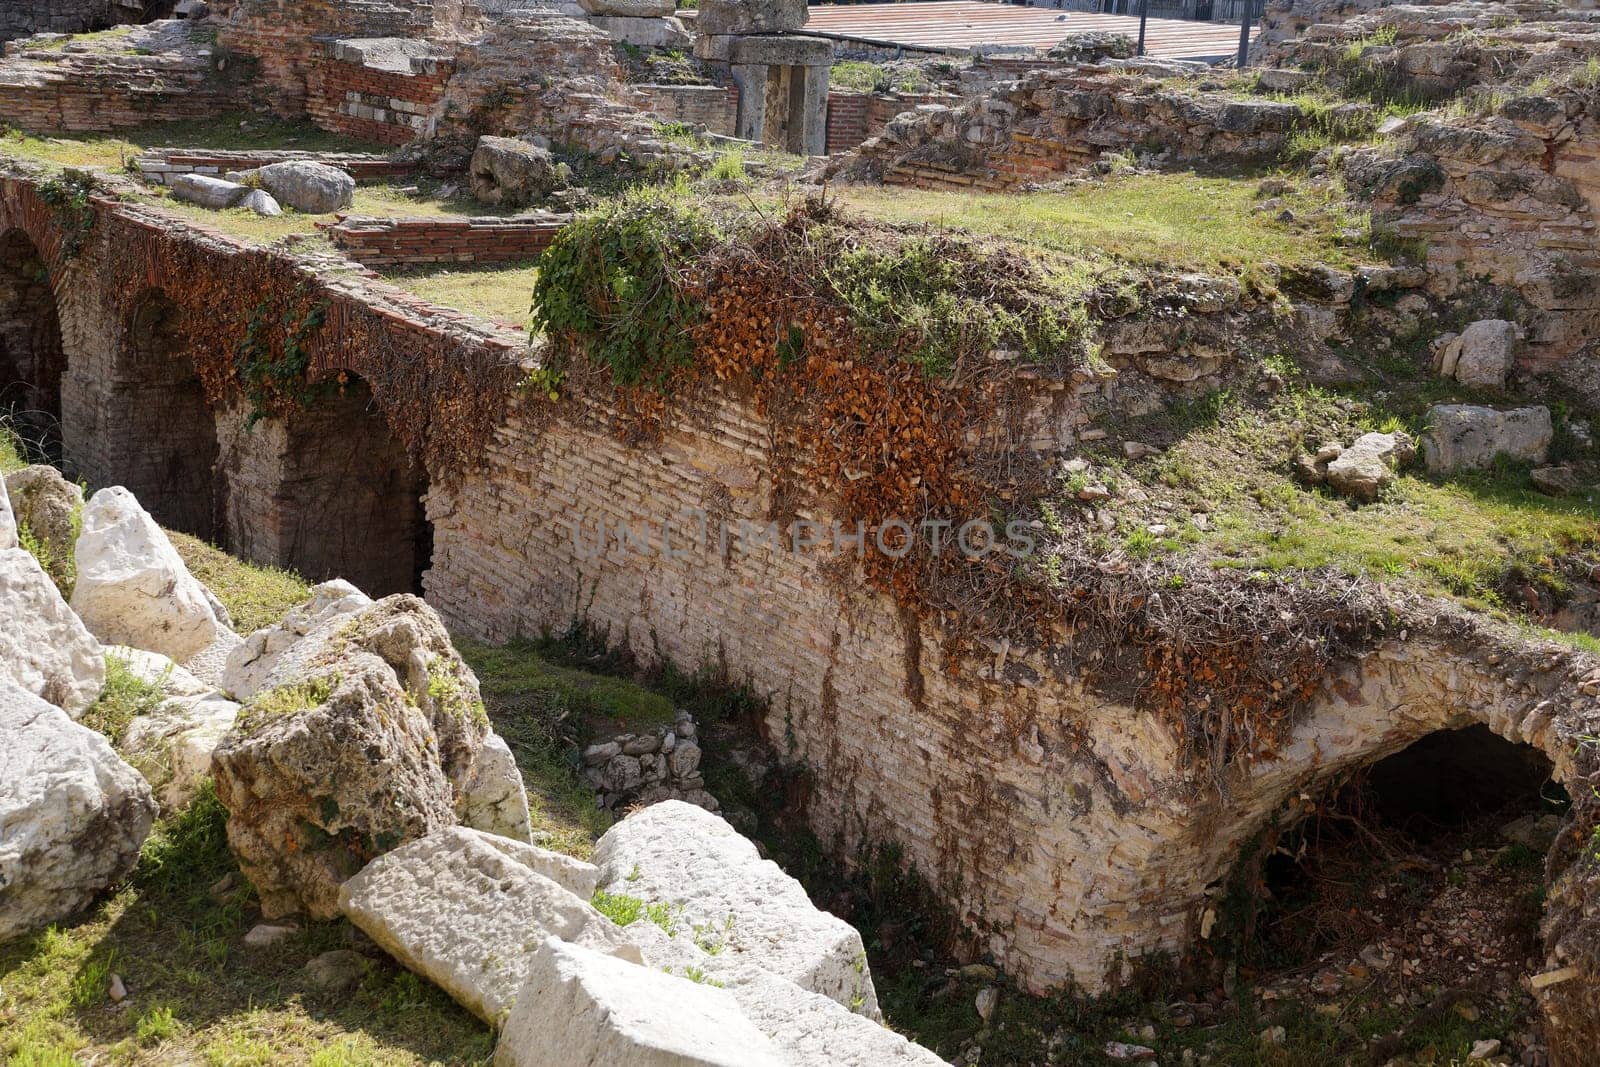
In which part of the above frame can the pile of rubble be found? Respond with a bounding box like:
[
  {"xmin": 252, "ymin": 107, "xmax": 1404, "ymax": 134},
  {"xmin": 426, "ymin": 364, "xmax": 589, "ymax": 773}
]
[{"xmin": 0, "ymin": 465, "xmax": 946, "ymax": 1063}]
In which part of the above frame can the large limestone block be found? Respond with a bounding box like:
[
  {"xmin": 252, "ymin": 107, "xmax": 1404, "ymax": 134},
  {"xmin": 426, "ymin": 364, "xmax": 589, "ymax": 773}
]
[
  {"xmin": 0, "ymin": 473, "xmax": 15, "ymax": 550},
  {"xmin": 339, "ymin": 828, "xmax": 639, "ymax": 1024},
  {"xmin": 170, "ymin": 173, "xmax": 250, "ymax": 209},
  {"xmin": 1421, "ymin": 404, "xmax": 1552, "ymax": 473},
  {"xmin": 4, "ymin": 464, "xmax": 82, "ymax": 589},
  {"xmin": 0, "ymin": 681, "xmax": 157, "ymax": 941},
  {"xmin": 212, "ymin": 661, "xmax": 462, "ymax": 920},
  {"xmin": 251, "ymin": 161, "xmax": 355, "ymax": 214},
  {"xmin": 70, "ymin": 487, "xmax": 238, "ymax": 672},
  {"xmin": 469, "ymin": 136, "xmax": 562, "ymax": 209},
  {"xmin": 228, "ymin": 593, "xmax": 532, "ymax": 842},
  {"xmin": 578, "ymin": 0, "xmax": 673, "ymax": 15},
  {"xmin": 594, "ymin": 801, "xmax": 880, "ymax": 1017},
  {"xmin": 468, "ymin": 827, "xmax": 600, "ymax": 898},
  {"xmin": 495, "ymin": 936, "xmax": 786, "ymax": 1067},
  {"xmin": 623, "ymin": 923, "xmax": 949, "ymax": 1065},
  {"xmin": 590, "ymin": 14, "xmax": 692, "ymax": 47},
  {"xmin": 695, "ymin": 0, "xmax": 807, "ymax": 34},
  {"xmin": 0, "ymin": 548, "xmax": 104, "ymax": 716},
  {"xmin": 222, "ymin": 579, "xmax": 373, "ymax": 700},
  {"xmin": 460, "ymin": 732, "xmax": 536, "ymax": 844},
  {"xmin": 1447, "ymin": 318, "xmax": 1518, "ymax": 390}
]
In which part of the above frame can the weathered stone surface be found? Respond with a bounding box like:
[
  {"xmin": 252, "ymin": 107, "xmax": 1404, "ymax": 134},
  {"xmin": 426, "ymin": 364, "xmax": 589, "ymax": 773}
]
[
  {"xmin": 1448, "ymin": 318, "xmax": 1518, "ymax": 390},
  {"xmin": 4, "ymin": 464, "xmax": 82, "ymax": 587},
  {"xmin": 0, "ymin": 680, "xmax": 156, "ymax": 941},
  {"xmin": 0, "ymin": 473, "xmax": 15, "ymax": 551},
  {"xmin": 235, "ymin": 593, "xmax": 531, "ymax": 839},
  {"xmin": 339, "ymin": 828, "xmax": 638, "ymax": 1024},
  {"xmin": 622, "ymin": 922, "xmax": 949, "ymax": 1065},
  {"xmin": 593, "ymin": 800, "xmax": 880, "ymax": 1016},
  {"xmin": 468, "ymin": 827, "xmax": 599, "ymax": 898},
  {"xmin": 0, "ymin": 547, "xmax": 104, "ymax": 716},
  {"xmin": 1532, "ymin": 465, "xmax": 1582, "ymax": 496},
  {"xmin": 1325, "ymin": 431, "xmax": 1413, "ymax": 502},
  {"xmin": 459, "ymin": 733, "xmax": 535, "ymax": 844},
  {"xmin": 71, "ymin": 488, "xmax": 238, "ymax": 678},
  {"xmin": 120, "ymin": 671, "xmax": 240, "ymax": 813},
  {"xmin": 249, "ymin": 161, "xmax": 355, "ymax": 214},
  {"xmin": 169, "ymin": 173, "xmax": 250, "ymax": 210},
  {"xmin": 469, "ymin": 136, "xmax": 562, "ymax": 209},
  {"xmin": 213, "ymin": 596, "xmax": 532, "ymax": 916},
  {"xmin": 495, "ymin": 936, "xmax": 786, "ymax": 1067},
  {"xmin": 212, "ymin": 660, "xmax": 462, "ymax": 920},
  {"xmin": 577, "ymin": 0, "xmax": 673, "ymax": 16},
  {"xmin": 1421, "ymin": 405, "xmax": 1553, "ymax": 473},
  {"xmin": 694, "ymin": 0, "xmax": 807, "ymax": 34},
  {"xmin": 588, "ymin": 14, "xmax": 691, "ymax": 47},
  {"xmin": 728, "ymin": 33, "xmax": 832, "ymax": 66},
  {"xmin": 241, "ymin": 189, "xmax": 283, "ymax": 217},
  {"xmin": 222, "ymin": 579, "xmax": 373, "ymax": 700}
]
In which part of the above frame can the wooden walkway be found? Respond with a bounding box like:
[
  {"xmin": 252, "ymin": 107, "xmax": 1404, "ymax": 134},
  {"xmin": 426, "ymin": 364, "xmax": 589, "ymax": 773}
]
[{"xmin": 805, "ymin": 1, "xmax": 1253, "ymax": 60}]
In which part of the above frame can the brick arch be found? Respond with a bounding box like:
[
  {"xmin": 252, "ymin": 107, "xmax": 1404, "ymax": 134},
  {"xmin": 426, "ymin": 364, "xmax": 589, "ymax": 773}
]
[
  {"xmin": 222, "ymin": 371, "xmax": 433, "ymax": 597},
  {"xmin": 0, "ymin": 226, "xmax": 67, "ymax": 454},
  {"xmin": 99, "ymin": 286, "xmax": 223, "ymax": 539}
]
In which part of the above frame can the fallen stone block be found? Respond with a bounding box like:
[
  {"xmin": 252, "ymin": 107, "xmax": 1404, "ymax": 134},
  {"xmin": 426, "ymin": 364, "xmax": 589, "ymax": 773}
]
[
  {"xmin": 0, "ymin": 680, "xmax": 157, "ymax": 941},
  {"xmin": 222, "ymin": 579, "xmax": 373, "ymax": 701},
  {"xmin": 340, "ymin": 827, "xmax": 638, "ymax": 1024},
  {"xmin": 0, "ymin": 547, "xmax": 104, "ymax": 716},
  {"xmin": 170, "ymin": 173, "xmax": 250, "ymax": 209},
  {"xmin": 70, "ymin": 487, "xmax": 239, "ymax": 677},
  {"xmin": 4, "ymin": 464, "xmax": 81, "ymax": 590},
  {"xmin": 1421, "ymin": 404, "xmax": 1552, "ymax": 473},
  {"xmin": 1325, "ymin": 431, "xmax": 1414, "ymax": 502},
  {"xmin": 593, "ymin": 800, "xmax": 880, "ymax": 1017},
  {"xmin": 247, "ymin": 161, "xmax": 355, "ymax": 214},
  {"xmin": 496, "ymin": 936, "xmax": 786, "ymax": 1067}
]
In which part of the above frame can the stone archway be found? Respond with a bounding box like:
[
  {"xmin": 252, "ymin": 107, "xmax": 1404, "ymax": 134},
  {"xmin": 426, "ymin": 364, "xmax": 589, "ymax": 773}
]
[
  {"xmin": 271, "ymin": 376, "xmax": 431, "ymax": 597},
  {"xmin": 108, "ymin": 288, "xmax": 222, "ymax": 540},
  {"xmin": 0, "ymin": 228, "xmax": 66, "ymax": 454}
]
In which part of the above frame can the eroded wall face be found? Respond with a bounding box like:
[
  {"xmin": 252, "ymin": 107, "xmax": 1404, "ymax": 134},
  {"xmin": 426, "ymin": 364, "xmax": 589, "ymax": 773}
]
[
  {"xmin": 425, "ymin": 388, "xmax": 1587, "ymax": 994},
  {"xmin": 0, "ymin": 230, "xmax": 65, "ymax": 445}
]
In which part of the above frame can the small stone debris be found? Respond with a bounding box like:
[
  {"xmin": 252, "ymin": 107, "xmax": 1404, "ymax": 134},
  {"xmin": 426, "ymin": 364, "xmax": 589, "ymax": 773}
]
[
  {"xmin": 1102, "ymin": 1040, "xmax": 1157, "ymax": 1062},
  {"xmin": 243, "ymin": 921, "xmax": 299, "ymax": 948}
]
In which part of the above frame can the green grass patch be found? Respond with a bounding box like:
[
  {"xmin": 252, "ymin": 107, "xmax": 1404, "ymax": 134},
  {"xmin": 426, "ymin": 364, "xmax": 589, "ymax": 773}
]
[
  {"xmin": 167, "ymin": 531, "xmax": 309, "ymax": 634},
  {"xmin": 1097, "ymin": 365, "xmax": 1600, "ymax": 612},
  {"xmin": 834, "ymin": 173, "xmax": 1375, "ymax": 280},
  {"xmin": 377, "ymin": 262, "xmax": 540, "ymax": 327},
  {"xmin": 79, "ymin": 654, "xmax": 168, "ymax": 744},
  {"xmin": 590, "ymin": 890, "xmax": 679, "ymax": 936},
  {"xmin": 0, "ymin": 782, "xmax": 493, "ymax": 1066}
]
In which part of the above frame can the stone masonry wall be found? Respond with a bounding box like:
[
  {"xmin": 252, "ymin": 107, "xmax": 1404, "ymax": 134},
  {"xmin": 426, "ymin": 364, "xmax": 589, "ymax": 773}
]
[
  {"xmin": 633, "ymin": 83, "xmax": 740, "ymax": 138},
  {"xmin": 325, "ymin": 215, "xmax": 566, "ymax": 268},
  {"xmin": 422, "ymin": 377, "xmax": 1600, "ymax": 999},
  {"xmin": 305, "ymin": 47, "xmax": 453, "ymax": 146},
  {"xmin": 1, "ymin": 0, "xmax": 135, "ymax": 43}
]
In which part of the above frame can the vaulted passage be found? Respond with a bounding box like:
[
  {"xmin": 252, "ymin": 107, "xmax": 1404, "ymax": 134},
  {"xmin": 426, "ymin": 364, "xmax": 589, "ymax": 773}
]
[
  {"xmin": 0, "ymin": 229, "xmax": 66, "ymax": 454},
  {"xmin": 110, "ymin": 289, "xmax": 221, "ymax": 539},
  {"xmin": 274, "ymin": 377, "xmax": 431, "ymax": 597},
  {"xmin": 1240, "ymin": 726, "xmax": 1565, "ymax": 994}
]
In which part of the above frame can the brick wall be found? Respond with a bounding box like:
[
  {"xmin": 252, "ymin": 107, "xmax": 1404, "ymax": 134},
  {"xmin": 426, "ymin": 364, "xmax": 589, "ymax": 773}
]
[
  {"xmin": 826, "ymin": 90, "xmax": 959, "ymax": 155},
  {"xmin": 325, "ymin": 215, "xmax": 567, "ymax": 267},
  {"xmin": 633, "ymin": 83, "xmax": 739, "ymax": 137},
  {"xmin": 306, "ymin": 50, "xmax": 452, "ymax": 147}
]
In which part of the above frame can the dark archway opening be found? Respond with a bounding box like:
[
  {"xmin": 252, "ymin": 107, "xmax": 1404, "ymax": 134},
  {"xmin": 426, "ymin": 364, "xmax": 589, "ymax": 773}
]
[
  {"xmin": 1210, "ymin": 727, "xmax": 1568, "ymax": 1062},
  {"xmin": 279, "ymin": 377, "xmax": 433, "ymax": 597},
  {"xmin": 0, "ymin": 229, "xmax": 66, "ymax": 460},
  {"xmin": 116, "ymin": 290, "xmax": 222, "ymax": 540}
]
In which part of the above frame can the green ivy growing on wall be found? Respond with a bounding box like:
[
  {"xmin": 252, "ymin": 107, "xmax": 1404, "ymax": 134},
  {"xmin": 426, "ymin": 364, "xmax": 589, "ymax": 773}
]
[
  {"xmin": 37, "ymin": 169, "xmax": 101, "ymax": 259},
  {"xmin": 531, "ymin": 191, "xmax": 716, "ymax": 389},
  {"xmin": 234, "ymin": 291, "xmax": 333, "ymax": 426}
]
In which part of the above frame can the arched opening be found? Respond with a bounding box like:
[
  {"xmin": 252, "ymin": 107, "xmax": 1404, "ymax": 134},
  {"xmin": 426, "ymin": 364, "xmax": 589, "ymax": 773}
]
[
  {"xmin": 0, "ymin": 229, "xmax": 66, "ymax": 458},
  {"xmin": 112, "ymin": 289, "xmax": 221, "ymax": 540},
  {"xmin": 1224, "ymin": 726, "xmax": 1566, "ymax": 1061},
  {"xmin": 276, "ymin": 376, "xmax": 432, "ymax": 597}
]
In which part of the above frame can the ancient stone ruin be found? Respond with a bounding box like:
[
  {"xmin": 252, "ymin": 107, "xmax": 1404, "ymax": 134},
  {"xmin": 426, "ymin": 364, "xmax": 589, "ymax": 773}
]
[{"xmin": 3, "ymin": 0, "xmax": 1600, "ymax": 1063}]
